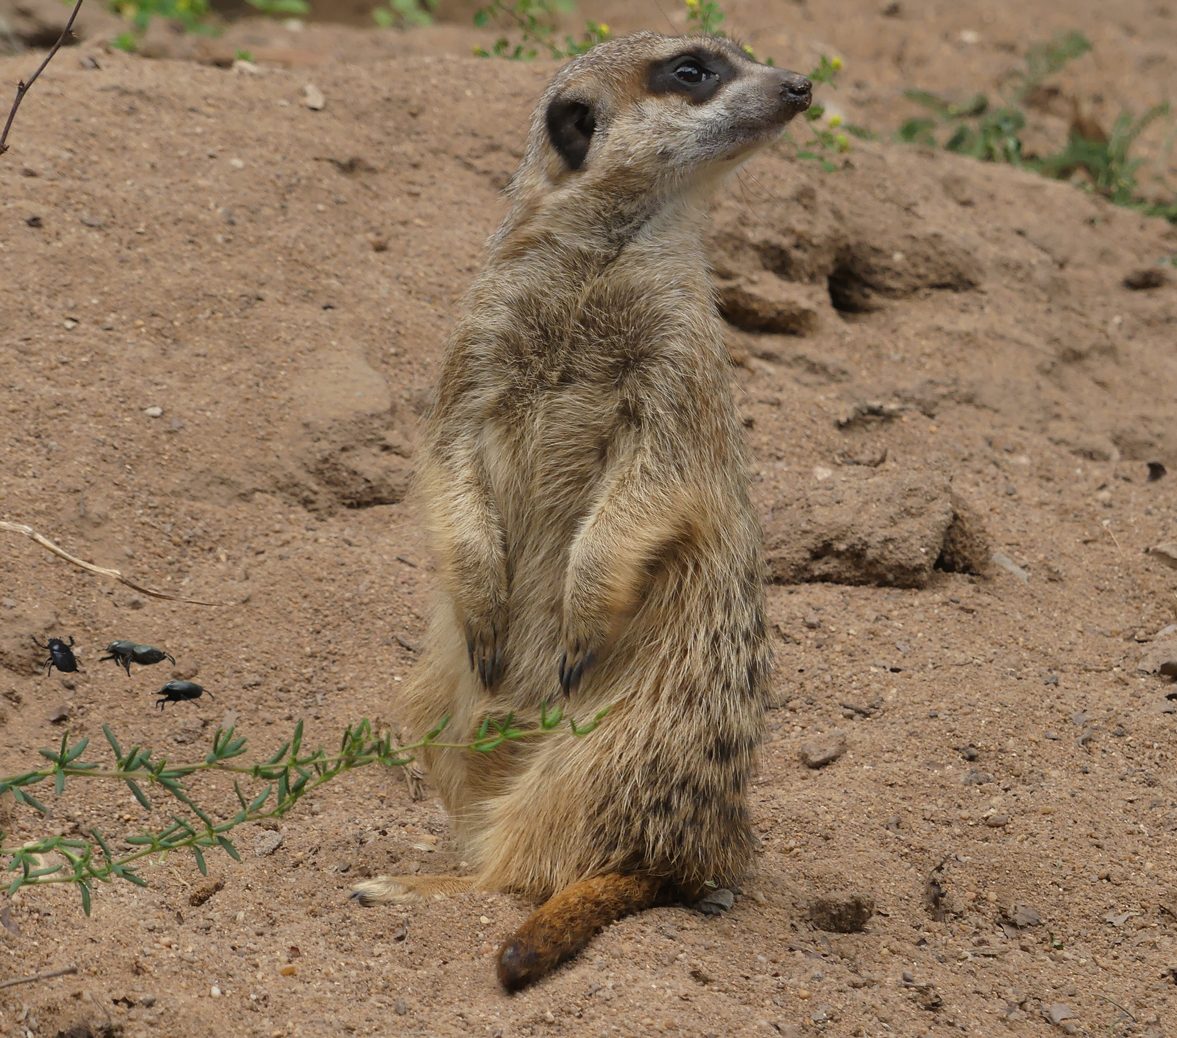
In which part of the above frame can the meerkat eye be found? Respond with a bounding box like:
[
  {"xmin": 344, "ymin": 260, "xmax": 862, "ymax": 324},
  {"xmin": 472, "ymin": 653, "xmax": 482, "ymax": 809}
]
[
  {"xmin": 673, "ymin": 61, "xmax": 712, "ymax": 85},
  {"xmin": 648, "ymin": 52, "xmax": 730, "ymax": 101}
]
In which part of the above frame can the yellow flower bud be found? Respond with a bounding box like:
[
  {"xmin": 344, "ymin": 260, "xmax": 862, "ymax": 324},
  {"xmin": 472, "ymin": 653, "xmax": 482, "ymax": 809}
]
[
  {"xmin": 829, "ymin": 114, "xmax": 843, "ymax": 127},
  {"xmin": 831, "ymin": 56, "xmax": 843, "ymax": 70}
]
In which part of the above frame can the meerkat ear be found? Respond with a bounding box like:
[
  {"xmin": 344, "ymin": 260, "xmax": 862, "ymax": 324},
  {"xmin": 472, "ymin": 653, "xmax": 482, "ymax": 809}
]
[{"xmin": 545, "ymin": 98, "xmax": 596, "ymax": 171}]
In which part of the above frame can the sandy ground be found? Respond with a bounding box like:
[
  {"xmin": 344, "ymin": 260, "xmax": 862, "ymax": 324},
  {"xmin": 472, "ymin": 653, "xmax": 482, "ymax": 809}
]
[{"xmin": 2, "ymin": 2, "xmax": 1177, "ymax": 1036}]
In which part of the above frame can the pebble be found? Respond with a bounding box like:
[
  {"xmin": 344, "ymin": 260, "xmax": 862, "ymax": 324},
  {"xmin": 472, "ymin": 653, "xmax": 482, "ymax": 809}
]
[
  {"xmin": 808, "ymin": 890, "xmax": 875, "ymax": 933},
  {"xmin": 210, "ymin": 986, "xmax": 221, "ymax": 997},
  {"xmin": 1137, "ymin": 640, "xmax": 1177, "ymax": 675},
  {"xmin": 961, "ymin": 769, "xmax": 993, "ymax": 786},
  {"xmin": 985, "ymin": 814, "xmax": 1009, "ymax": 828},
  {"xmin": 1009, "ymin": 904, "xmax": 1040, "ymax": 928},
  {"xmin": 303, "ymin": 83, "xmax": 325, "ymax": 110},
  {"xmin": 254, "ymin": 831, "xmax": 284, "ymax": 856},
  {"xmin": 803, "ymin": 614, "xmax": 821, "ymax": 629},
  {"xmin": 48, "ymin": 704, "xmax": 70, "ymax": 723},
  {"xmin": 799, "ymin": 733, "xmax": 847, "ymax": 769},
  {"xmin": 394, "ymin": 998, "xmax": 407, "ymax": 1015},
  {"xmin": 695, "ymin": 887, "xmax": 735, "ymax": 915},
  {"xmin": 144, "ymin": 406, "xmax": 163, "ymax": 418},
  {"xmin": 1147, "ymin": 542, "xmax": 1177, "ymax": 569},
  {"xmin": 991, "ymin": 551, "xmax": 1029, "ymax": 582},
  {"xmin": 128, "ymin": 595, "xmax": 146, "ymax": 610},
  {"xmin": 1046, "ymin": 1003, "xmax": 1075, "ymax": 1025}
]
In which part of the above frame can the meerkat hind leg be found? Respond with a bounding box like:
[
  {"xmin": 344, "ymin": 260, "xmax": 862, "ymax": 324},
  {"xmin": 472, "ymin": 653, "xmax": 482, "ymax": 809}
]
[{"xmin": 350, "ymin": 874, "xmax": 477, "ymax": 907}]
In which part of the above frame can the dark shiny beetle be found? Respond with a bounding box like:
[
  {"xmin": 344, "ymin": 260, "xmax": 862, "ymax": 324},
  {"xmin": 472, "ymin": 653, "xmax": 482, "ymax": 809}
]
[
  {"xmin": 155, "ymin": 681, "xmax": 211, "ymax": 709},
  {"xmin": 101, "ymin": 641, "xmax": 176, "ymax": 676},
  {"xmin": 32, "ymin": 635, "xmax": 79, "ymax": 676}
]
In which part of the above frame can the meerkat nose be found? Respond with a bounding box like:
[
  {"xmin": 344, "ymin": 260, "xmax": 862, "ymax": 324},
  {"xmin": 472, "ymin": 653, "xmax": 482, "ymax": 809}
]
[{"xmin": 785, "ymin": 76, "xmax": 812, "ymax": 100}]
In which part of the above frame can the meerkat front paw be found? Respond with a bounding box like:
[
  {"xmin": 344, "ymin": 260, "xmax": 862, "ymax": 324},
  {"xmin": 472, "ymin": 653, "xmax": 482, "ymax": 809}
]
[
  {"xmin": 558, "ymin": 621, "xmax": 603, "ymax": 695},
  {"xmin": 463, "ymin": 610, "xmax": 508, "ymax": 690}
]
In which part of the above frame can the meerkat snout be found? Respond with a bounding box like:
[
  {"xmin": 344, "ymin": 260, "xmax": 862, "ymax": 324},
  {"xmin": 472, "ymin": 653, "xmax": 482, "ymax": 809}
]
[{"xmin": 781, "ymin": 72, "xmax": 813, "ymax": 111}]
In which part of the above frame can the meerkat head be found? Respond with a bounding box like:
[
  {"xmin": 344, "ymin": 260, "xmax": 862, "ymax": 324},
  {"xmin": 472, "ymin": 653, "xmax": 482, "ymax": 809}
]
[{"xmin": 504, "ymin": 32, "xmax": 811, "ymax": 238}]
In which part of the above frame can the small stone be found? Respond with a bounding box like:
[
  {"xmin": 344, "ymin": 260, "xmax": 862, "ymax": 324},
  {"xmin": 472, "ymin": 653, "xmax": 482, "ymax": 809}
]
[
  {"xmin": 172, "ymin": 663, "xmax": 199, "ymax": 681},
  {"xmin": 1147, "ymin": 543, "xmax": 1177, "ymax": 569},
  {"xmin": 543, "ymin": 1011, "xmax": 556, "ymax": 1023},
  {"xmin": 210, "ymin": 985, "xmax": 221, "ymax": 997},
  {"xmin": 49, "ymin": 704, "xmax": 70, "ymax": 724},
  {"xmin": 809, "ymin": 891, "xmax": 875, "ymax": 933},
  {"xmin": 25, "ymin": 215, "xmax": 43, "ymax": 227},
  {"xmin": 803, "ymin": 614, "xmax": 821, "ymax": 630},
  {"xmin": 254, "ymin": 831, "xmax": 283, "ymax": 857},
  {"xmin": 800, "ymin": 733, "xmax": 847, "ymax": 769},
  {"xmin": 1137, "ymin": 640, "xmax": 1177, "ymax": 675},
  {"xmin": 394, "ymin": 998, "xmax": 407, "ymax": 1015},
  {"xmin": 991, "ymin": 551, "xmax": 1029, "ymax": 582},
  {"xmin": 279, "ymin": 965, "xmax": 296, "ymax": 976},
  {"xmin": 1148, "ymin": 461, "xmax": 1167, "ymax": 482},
  {"xmin": 1010, "ymin": 904, "xmax": 1041, "ymax": 928},
  {"xmin": 144, "ymin": 406, "xmax": 163, "ymax": 418},
  {"xmin": 961, "ymin": 769, "xmax": 993, "ymax": 786},
  {"xmin": 229, "ymin": 158, "xmax": 245, "ymax": 170},
  {"xmin": 63, "ymin": 319, "xmax": 78, "ymax": 330},
  {"xmin": 303, "ymin": 83, "xmax": 325, "ymax": 110},
  {"xmin": 1046, "ymin": 1003, "xmax": 1076, "ymax": 1025},
  {"xmin": 694, "ymin": 887, "xmax": 735, "ymax": 915},
  {"xmin": 128, "ymin": 595, "xmax": 146, "ymax": 610}
]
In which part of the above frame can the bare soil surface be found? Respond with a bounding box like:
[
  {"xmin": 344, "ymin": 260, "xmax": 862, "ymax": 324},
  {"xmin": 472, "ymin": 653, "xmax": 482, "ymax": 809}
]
[{"xmin": 2, "ymin": 3, "xmax": 1177, "ymax": 1037}]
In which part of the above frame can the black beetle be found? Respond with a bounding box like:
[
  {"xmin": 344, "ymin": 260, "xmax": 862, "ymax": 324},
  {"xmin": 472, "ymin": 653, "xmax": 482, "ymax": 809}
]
[
  {"xmin": 32, "ymin": 635, "xmax": 79, "ymax": 676},
  {"xmin": 100, "ymin": 640, "xmax": 137, "ymax": 676},
  {"xmin": 101, "ymin": 641, "xmax": 176, "ymax": 676},
  {"xmin": 155, "ymin": 681, "xmax": 212, "ymax": 709}
]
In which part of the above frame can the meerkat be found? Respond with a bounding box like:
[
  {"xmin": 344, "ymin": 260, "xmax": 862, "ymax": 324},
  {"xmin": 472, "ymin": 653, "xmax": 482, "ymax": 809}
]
[{"xmin": 352, "ymin": 31, "xmax": 812, "ymax": 990}]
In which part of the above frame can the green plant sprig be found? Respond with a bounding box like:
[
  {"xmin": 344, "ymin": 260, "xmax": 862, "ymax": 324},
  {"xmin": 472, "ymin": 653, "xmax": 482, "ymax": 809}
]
[
  {"xmin": 895, "ymin": 30, "xmax": 1177, "ymax": 221},
  {"xmin": 471, "ymin": 0, "xmax": 608, "ymax": 60},
  {"xmin": 0, "ymin": 704, "xmax": 607, "ymax": 913}
]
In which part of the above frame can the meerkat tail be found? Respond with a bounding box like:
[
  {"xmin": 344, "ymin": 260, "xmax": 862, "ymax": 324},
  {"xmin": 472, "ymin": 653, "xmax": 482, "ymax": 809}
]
[
  {"xmin": 350, "ymin": 875, "xmax": 477, "ymax": 906},
  {"xmin": 496, "ymin": 873, "xmax": 663, "ymax": 992}
]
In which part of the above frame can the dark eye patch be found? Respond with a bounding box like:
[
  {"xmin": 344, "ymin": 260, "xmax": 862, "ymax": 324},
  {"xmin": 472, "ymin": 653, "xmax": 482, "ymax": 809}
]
[{"xmin": 647, "ymin": 51, "xmax": 733, "ymax": 102}]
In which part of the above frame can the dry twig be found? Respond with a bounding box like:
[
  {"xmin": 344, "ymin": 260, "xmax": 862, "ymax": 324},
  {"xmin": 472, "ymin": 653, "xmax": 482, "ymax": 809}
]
[
  {"xmin": 0, "ymin": 965, "xmax": 79, "ymax": 990},
  {"xmin": 0, "ymin": 520, "xmax": 225, "ymax": 606},
  {"xmin": 0, "ymin": 0, "xmax": 86, "ymax": 156}
]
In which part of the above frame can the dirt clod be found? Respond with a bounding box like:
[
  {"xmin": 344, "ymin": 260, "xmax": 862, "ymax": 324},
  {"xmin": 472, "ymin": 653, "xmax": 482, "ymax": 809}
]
[
  {"xmin": 808, "ymin": 891, "xmax": 876, "ymax": 933},
  {"xmin": 188, "ymin": 876, "xmax": 224, "ymax": 907},
  {"xmin": 799, "ymin": 733, "xmax": 847, "ymax": 768}
]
